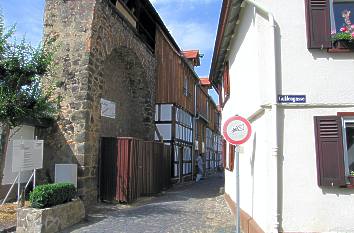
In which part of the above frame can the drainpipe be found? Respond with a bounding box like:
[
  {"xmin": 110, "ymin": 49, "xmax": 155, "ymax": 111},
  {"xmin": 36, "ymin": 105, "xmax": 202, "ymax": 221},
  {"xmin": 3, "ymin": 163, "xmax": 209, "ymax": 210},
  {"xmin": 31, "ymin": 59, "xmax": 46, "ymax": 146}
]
[{"xmin": 243, "ymin": 1, "xmax": 280, "ymax": 232}]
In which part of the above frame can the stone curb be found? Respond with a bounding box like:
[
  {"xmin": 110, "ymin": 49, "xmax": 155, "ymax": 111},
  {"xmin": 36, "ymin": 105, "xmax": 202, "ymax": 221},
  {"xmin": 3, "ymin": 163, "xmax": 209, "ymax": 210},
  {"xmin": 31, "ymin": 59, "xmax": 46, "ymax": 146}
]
[{"xmin": 0, "ymin": 225, "xmax": 16, "ymax": 233}]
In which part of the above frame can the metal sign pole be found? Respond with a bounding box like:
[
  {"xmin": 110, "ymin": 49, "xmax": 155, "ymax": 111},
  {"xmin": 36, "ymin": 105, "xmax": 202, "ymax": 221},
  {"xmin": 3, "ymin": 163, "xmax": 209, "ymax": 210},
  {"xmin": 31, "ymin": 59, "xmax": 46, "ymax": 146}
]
[
  {"xmin": 222, "ymin": 115, "xmax": 251, "ymax": 233},
  {"xmin": 33, "ymin": 168, "xmax": 36, "ymax": 189},
  {"xmin": 236, "ymin": 146, "xmax": 240, "ymax": 233},
  {"xmin": 17, "ymin": 169, "xmax": 21, "ymax": 203}
]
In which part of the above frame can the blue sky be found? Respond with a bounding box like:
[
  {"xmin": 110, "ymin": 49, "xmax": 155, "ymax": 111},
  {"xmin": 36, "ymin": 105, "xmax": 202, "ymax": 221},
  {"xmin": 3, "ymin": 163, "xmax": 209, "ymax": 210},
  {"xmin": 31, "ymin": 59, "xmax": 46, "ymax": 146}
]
[{"xmin": 0, "ymin": 0, "xmax": 220, "ymax": 100}]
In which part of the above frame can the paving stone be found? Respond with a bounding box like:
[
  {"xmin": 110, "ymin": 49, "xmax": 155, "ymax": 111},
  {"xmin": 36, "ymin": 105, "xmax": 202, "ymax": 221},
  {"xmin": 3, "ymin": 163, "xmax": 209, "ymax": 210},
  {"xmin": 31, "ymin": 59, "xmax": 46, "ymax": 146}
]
[{"xmin": 62, "ymin": 173, "xmax": 236, "ymax": 233}]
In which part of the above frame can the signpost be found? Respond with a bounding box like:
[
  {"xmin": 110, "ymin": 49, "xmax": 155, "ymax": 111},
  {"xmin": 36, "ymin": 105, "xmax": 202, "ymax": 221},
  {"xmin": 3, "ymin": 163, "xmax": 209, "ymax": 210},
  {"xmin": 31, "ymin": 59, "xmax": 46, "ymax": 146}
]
[
  {"xmin": 223, "ymin": 115, "xmax": 252, "ymax": 233},
  {"xmin": 2, "ymin": 139, "xmax": 44, "ymax": 205}
]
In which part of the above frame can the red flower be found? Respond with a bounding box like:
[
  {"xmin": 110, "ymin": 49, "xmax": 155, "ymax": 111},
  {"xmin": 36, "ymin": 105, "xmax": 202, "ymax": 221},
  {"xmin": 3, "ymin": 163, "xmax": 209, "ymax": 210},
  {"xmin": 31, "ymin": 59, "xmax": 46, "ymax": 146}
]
[{"xmin": 340, "ymin": 27, "xmax": 348, "ymax": 32}]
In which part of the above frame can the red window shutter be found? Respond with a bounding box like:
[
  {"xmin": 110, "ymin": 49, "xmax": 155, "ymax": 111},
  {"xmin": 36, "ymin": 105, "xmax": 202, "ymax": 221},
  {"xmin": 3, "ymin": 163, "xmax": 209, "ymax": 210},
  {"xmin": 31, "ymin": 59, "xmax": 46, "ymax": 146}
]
[
  {"xmin": 229, "ymin": 144, "xmax": 235, "ymax": 171},
  {"xmin": 305, "ymin": 0, "xmax": 331, "ymax": 49},
  {"xmin": 218, "ymin": 83, "xmax": 223, "ymax": 107},
  {"xmin": 314, "ymin": 116, "xmax": 346, "ymax": 187},
  {"xmin": 223, "ymin": 62, "xmax": 230, "ymax": 99},
  {"xmin": 222, "ymin": 139, "xmax": 227, "ymax": 169}
]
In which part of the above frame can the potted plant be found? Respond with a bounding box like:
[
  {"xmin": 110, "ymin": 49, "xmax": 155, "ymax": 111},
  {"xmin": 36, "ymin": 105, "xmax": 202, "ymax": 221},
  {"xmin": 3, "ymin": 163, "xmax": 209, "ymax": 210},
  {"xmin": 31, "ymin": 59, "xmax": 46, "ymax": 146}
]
[
  {"xmin": 332, "ymin": 9, "xmax": 354, "ymax": 49},
  {"xmin": 348, "ymin": 171, "xmax": 354, "ymax": 185}
]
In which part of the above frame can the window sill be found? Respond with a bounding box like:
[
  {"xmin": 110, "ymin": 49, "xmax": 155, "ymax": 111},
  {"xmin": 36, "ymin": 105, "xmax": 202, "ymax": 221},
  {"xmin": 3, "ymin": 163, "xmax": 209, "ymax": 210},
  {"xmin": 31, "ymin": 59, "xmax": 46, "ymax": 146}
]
[{"xmin": 327, "ymin": 48, "xmax": 354, "ymax": 53}]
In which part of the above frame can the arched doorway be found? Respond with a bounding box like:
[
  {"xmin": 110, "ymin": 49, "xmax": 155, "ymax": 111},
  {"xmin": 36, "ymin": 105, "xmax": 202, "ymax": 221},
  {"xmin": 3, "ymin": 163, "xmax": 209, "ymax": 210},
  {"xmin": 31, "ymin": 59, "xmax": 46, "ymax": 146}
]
[{"xmin": 100, "ymin": 47, "xmax": 153, "ymax": 140}]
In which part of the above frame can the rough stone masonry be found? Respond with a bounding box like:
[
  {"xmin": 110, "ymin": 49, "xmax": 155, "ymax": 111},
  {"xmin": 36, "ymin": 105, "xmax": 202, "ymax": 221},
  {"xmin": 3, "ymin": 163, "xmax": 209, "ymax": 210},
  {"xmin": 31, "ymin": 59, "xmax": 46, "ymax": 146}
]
[{"xmin": 40, "ymin": 0, "xmax": 156, "ymax": 205}]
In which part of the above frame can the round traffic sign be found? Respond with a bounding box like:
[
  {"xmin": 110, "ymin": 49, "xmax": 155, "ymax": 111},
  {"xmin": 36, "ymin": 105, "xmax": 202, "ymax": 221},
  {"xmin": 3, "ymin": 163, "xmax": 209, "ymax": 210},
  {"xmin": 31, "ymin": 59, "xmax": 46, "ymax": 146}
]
[{"xmin": 223, "ymin": 116, "xmax": 252, "ymax": 145}]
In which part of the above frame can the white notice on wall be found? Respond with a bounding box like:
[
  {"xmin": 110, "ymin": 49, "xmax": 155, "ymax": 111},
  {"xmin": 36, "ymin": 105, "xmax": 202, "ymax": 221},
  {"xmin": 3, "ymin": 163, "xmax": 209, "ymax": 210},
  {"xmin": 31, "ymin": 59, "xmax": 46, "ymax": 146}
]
[
  {"xmin": 12, "ymin": 140, "xmax": 43, "ymax": 172},
  {"xmin": 100, "ymin": 98, "xmax": 116, "ymax": 119},
  {"xmin": 55, "ymin": 164, "xmax": 78, "ymax": 188}
]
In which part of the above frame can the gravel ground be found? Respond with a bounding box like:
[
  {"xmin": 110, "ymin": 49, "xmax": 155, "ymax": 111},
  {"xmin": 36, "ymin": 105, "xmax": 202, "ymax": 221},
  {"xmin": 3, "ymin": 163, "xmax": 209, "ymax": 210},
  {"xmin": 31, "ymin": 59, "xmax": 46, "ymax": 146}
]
[{"xmin": 63, "ymin": 173, "xmax": 235, "ymax": 233}]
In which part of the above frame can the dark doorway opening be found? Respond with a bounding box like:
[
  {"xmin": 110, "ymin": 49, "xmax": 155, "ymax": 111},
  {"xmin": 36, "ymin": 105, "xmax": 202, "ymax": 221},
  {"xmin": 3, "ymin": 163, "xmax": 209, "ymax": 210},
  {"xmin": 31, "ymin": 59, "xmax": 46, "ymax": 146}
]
[{"xmin": 99, "ymin": 137, "xmax": 117, "ymax": 202}]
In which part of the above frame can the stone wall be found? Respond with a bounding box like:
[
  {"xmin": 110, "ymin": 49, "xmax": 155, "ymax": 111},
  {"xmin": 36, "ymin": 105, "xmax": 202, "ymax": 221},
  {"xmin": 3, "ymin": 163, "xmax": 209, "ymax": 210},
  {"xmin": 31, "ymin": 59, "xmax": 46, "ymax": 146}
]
[
  {"xmin": 42, "ymin": 0, "xmax": 156, "ymax": 205},
  {"xmin": 17, "ymin": 199, "xmax": 85, "ymax": 233},
  {"xmin": 91, "ymin": 1, "xmax": 156, "ymax": 140}
]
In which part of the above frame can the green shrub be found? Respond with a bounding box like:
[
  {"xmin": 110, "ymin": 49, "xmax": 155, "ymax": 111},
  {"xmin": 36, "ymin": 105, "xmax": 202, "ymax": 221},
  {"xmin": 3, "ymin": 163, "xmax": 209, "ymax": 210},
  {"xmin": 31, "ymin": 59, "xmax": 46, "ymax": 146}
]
[
  {"xmin": 332, "ymin": 32, "xmax": 353, "ymax": 41},
  {"xmin": 29, "ymin": 183, "xmax": 76, "ymax": 209}
]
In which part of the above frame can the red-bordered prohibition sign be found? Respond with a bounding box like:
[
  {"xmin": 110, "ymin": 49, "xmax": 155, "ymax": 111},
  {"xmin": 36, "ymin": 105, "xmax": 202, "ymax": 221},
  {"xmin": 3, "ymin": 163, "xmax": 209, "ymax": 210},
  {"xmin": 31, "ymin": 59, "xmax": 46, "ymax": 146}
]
[{"xmin": 223, "ymin": 115, "xmax": 252, "ymax": 145}]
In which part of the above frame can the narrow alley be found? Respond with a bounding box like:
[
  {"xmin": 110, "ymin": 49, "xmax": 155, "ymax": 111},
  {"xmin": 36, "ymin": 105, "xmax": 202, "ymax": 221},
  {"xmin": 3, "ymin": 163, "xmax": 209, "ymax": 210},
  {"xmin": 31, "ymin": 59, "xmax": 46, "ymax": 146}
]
[{"xmin": 63, "ymin": 173, "xmax": 235, "ymax": 233}]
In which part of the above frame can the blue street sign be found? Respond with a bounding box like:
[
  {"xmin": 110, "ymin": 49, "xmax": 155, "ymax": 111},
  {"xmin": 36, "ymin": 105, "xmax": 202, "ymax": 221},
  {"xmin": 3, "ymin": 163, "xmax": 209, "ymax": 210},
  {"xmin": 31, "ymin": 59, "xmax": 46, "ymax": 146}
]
[{"xmin": 277, "ymin": 95, "xmax": 306, "ymax": 103}]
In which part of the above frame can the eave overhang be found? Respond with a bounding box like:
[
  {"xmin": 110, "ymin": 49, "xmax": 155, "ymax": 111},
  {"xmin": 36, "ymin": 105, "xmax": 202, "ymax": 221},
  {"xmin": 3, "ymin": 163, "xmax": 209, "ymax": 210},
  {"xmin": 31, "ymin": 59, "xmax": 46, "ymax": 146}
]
[{"xmin": 209, "ymin": 0, "xmax": 243, "ymax": 88}]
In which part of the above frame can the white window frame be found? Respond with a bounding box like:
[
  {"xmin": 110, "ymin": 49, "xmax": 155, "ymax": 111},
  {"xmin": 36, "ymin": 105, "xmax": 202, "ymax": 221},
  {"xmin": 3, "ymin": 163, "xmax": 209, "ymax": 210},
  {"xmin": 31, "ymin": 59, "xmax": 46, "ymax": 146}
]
[
  {"xmin": 341, "ymin": 117, "xmax": 354, "ymax": 179},
  {"xmin": 330, "ymin": 0, "xmax": 354, "ymax": 34}
]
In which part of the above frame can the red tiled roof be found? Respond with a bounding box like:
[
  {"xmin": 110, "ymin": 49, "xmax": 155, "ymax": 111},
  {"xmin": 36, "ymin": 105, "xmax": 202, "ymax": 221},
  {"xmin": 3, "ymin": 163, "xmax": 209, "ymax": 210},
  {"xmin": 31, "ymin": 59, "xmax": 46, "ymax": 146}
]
[
  {"xmin": 200, "ymin": 77, "xmax": 211, "ymax": 86},
  {"xmin": 182, "ymin": 50, "xmax": 199, "ymax": 59}
]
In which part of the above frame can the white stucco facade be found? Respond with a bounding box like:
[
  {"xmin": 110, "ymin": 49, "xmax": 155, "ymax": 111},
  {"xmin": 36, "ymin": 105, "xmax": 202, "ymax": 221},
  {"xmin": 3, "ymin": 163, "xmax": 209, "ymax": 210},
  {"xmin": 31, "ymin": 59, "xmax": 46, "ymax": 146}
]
[{"xmin": 222, "ymin": 1, "xmax": 354, "ymax": 232}]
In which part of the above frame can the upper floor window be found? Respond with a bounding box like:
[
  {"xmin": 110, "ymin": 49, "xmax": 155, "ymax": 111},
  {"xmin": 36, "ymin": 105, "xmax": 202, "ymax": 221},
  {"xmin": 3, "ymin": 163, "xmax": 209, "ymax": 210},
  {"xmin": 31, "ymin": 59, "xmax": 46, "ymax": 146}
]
[
  {"xmin": 206, "ymin": 100, "xmax": 209, "ymax": 120},
  {"xmin": 330, "ymin": 0, "xmax": 354, "ymax": 33},
  {"xmin": 314, "ymin": 114, "xmax": 354, "ymax": 188},
  {"xmin": 305, "ymin": 0, "xmax": 354, "ymax": 49},
  {"xmin": 183, "ymin": 77, "xmax": 189, "ymax": 97}
]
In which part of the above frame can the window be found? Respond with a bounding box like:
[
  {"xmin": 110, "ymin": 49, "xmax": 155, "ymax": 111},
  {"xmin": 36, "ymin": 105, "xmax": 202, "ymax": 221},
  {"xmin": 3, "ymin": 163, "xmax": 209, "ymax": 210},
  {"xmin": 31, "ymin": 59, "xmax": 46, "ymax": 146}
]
[
  {"xmin": 206, "ymin": 100, "xmax": 209, "ymax": 120},
  {"xmin": 342, "ymin": 118, "xmax": 354, "ymax": 176},
  {"xmin": 305, "ymin": 0, "xmax": 354, "ymax": 49},
  {"xmin": 330, "ymin": 0, "xmax": 354, "ymax": 33},
  {"xmin": 314, "ymin": 114, "xmax": 354, "ymax": 187},
  {"xmin": 183, "ymin": 77, "xmax": 188, "ymax": 97}
]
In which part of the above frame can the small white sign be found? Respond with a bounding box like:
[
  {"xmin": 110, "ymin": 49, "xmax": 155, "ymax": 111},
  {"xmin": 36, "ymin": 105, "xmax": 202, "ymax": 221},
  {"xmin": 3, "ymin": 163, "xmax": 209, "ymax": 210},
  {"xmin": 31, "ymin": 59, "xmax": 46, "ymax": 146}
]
[
  {"xmin": 55, "ymin": 164, "xmax": 78, "ymax": 188},
  {"xmin": 12, "ymin": 140, "xmax": 43, "ymax": 172},
  {"xmin": 101, "ymin": 98, "xmax": 116, "ymax": 119}
]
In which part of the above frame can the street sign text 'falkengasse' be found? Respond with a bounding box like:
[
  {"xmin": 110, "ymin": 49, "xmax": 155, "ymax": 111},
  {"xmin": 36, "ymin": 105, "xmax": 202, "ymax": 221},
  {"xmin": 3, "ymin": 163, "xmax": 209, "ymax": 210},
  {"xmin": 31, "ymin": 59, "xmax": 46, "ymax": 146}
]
[{"xmin": 223, "ymin": 115, "xmax": 252, "ymax": 145}]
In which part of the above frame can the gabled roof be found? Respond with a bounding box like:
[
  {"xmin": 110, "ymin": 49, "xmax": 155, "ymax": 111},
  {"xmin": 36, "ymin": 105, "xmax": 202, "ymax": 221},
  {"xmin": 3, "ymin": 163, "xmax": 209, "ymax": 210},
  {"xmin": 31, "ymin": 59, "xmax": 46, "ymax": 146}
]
[
  {"xmin": 182, "ymin": 50, "xmax": 201, "ymax": 67},
  {"xmin": 199, "ymin": 77, "xmax": 211, "ymax": 86},
  {"xmin": 182, "ymin": 50, "xmax": 199, "ymax": 59}
]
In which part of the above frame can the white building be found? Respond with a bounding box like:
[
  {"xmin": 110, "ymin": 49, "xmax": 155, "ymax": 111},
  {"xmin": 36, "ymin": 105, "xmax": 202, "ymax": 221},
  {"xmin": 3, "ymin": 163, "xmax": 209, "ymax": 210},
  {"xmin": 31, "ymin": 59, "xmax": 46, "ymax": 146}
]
[{"xmin": 210, "ymin": 0, "xmax": 354, "ymax": 232}]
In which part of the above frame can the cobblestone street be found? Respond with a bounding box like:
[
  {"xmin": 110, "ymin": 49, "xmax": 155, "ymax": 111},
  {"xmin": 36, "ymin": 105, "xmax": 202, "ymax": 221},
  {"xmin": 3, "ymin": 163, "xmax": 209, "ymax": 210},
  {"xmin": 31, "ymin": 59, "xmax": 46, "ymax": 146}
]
[{"xmin": 63, "ymin": 173, "xmax": 235, "ymax": 233}]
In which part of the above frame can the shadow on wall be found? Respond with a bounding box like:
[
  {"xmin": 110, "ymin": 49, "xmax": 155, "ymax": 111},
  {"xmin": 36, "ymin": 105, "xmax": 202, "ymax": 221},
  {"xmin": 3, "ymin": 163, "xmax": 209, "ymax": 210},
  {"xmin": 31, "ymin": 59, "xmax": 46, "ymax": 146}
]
[
  {"xmin": 274, "ymin": 20, "xmax": 285, "ymax": 233},
  {"xmin": 250, "ymin": 132, "xmax": 257, "ymax": 218},
  {"xmin": 322, "ymin": 187, "xmax": 354, "ymax": 195},
  {"xmin": 309, "ymin": 48, "xmax": 354, "ymax": 60},
  {"xmin": 228, "ymin": 5, "xmax": 253, "ymax": 65},
  {"xmin": 100, "ymin": 46, "xmax": 154, "ymax": 140},
  {"xmin": 35, "ymin": 116, "xmax": 80, "ymax": 186}
]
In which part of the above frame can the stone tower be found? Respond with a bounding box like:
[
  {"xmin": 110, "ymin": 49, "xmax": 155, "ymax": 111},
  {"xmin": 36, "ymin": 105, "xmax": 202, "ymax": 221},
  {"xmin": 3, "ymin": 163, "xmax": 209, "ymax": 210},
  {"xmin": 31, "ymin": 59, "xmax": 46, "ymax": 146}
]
[{"xmin": 42, "ymin": 0, "xmax": 156, "ymax": 205}]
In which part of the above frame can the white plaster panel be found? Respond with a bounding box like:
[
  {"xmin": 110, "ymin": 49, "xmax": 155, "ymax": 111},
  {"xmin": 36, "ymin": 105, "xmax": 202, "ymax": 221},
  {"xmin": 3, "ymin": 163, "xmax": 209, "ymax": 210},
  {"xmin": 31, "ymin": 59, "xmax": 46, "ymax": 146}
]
[{"xmin": 282, "ymin": 107, "xmax": 354, "ymax": 233}]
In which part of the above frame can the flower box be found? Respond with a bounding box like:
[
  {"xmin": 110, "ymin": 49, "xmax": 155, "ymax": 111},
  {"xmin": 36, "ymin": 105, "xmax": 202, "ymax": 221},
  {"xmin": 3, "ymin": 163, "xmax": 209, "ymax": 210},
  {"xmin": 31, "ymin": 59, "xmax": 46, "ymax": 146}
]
[
  {"xmin": 333, "ymin": 40, "xmax": 354, "ymax": 49},
  {"xmin": 16, "ymin": 199, "xmax": 85, "ymax": 233}
]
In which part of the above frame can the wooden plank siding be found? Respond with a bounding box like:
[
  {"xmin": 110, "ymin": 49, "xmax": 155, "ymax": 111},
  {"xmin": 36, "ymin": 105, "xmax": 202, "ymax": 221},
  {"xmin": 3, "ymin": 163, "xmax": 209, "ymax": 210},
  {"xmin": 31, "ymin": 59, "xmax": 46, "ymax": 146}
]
[
  {"xmin": 116, "ymin": 137, "xmax": 171, "ymax": 203},
  {"xmin": 196, "ymin": 120, "xmax": 207, "ymax": 152},
  {"xmin": 196, "ymin": 86, "xmax": 208, "ymax": 119},
  {"xmin": 155, "ymin": 27, "xmax": 197, "ymax": 115},
  {"xmin": 208, "ymin": 99, "xmax": 219, "ymax": 132}
]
